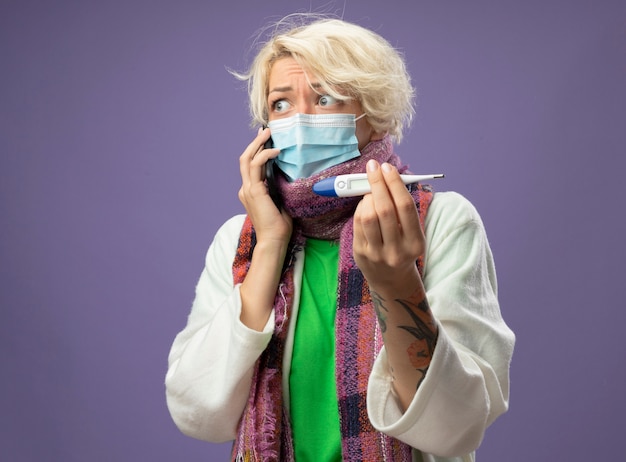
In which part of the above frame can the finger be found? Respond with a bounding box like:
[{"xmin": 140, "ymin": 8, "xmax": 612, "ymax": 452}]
[
  {"xmin": 380, "ymin": 162, "xmax": 422, "ymax": 242},
  {"xmin": 239, "ymin": 127, "xmax": 262, "ymax": 182},
  {"xmin": 240, "ymin": 128, "xmax": 277, "ymax": 183},
  {"xmin": 364, "ymin": 159, "xmax": 388, "ymax": 198},
  {"xmin": 353, "ymin": 194, "xmax": 383, "ymax": 249},
  {"xmin": 365, "ymin": 160, "xmax": 403, "ymax": 246},
  {"xmin": 252, "ymin": 129, "xmax": 280, "ymax": 184}
]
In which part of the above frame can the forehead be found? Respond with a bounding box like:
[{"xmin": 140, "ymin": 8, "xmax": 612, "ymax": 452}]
[
  {"xmin": 266, "ymin": 57, "xmax": 354, "ymax": 103},
  {"xmin": 268, "ymin": 57, "xmax": 311, "ymax": 86}
]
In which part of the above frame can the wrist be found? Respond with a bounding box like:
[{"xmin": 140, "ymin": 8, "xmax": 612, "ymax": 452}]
[{"xmin": 366, "ymin": 265, "xmax": 424, "ymax": 301}]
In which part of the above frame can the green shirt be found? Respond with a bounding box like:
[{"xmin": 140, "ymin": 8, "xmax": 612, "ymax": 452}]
[{"xmin": 289, "ymin": 238, "xmax": 342, "ymax": 462}]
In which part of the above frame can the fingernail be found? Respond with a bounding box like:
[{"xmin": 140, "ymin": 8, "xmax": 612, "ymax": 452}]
[
  {"xmin": 367, "ymin": 159, "xmax": 378, "ymax": 172},
  {"xmin": 381, "ymin": 162, "xmax": 393, "ymax": 173}
]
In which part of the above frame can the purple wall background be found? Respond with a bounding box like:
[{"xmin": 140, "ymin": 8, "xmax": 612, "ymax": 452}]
[{"xmin": 1, "ymin": 0, "xmax": 624, "ymax": 460}]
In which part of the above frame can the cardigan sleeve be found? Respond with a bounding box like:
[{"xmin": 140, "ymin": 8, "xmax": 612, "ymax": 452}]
[
  {"xmin": 367, "ymin": 191, "xmax": 516, "ymax": 457},
  {"xmin": 165, "ymin": 214, "xmax": 275, "ymax": 442}
]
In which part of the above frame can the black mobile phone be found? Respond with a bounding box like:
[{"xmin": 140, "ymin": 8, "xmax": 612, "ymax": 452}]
[{"xmin": 263, "ymin": 135, "xmax": 283, "ymax": 209}]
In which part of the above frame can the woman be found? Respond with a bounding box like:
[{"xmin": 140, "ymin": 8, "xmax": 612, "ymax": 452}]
[{"xmin": 166, "ymin": 14, "xmax": 515, "ymax": 462}]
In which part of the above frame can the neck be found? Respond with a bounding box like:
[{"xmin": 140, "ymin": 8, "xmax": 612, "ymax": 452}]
[{"xmin": 276, "ymin": 135, "xmax": 401, "ymax": 239}]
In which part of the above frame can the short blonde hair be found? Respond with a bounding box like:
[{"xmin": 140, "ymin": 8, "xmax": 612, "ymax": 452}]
[{"xmin": 233, "ymin": 14, "xmax": 416, "ymax": 143}]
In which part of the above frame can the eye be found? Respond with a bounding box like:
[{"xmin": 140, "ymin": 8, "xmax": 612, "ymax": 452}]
[
  {"xmin": 318, "ymin": 94, "xmax": 340, "ymax": 107},
  {"xmin": 272, "ymin": 99, "xmax": 291, "ymax": 113}
]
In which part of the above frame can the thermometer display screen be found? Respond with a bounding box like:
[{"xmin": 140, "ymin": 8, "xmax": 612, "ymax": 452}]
[{"xmin": 348, "ymin": 178, "xmax": 370, "ymax": 190}]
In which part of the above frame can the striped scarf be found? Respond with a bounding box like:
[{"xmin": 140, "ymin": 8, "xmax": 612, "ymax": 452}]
[{"xmin": 231, "ymin": 136, "xmax": 433, "ymax": 461}]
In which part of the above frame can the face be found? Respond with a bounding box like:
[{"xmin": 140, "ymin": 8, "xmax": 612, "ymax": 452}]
[{"xmin": 267, "ymin": 57, "xmax": 384, "ymax": 150}]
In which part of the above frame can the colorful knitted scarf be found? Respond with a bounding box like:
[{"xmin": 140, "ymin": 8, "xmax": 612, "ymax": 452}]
[{"xmin": 231, "ymin": 136, "xmax": 433, "ymax": 461}]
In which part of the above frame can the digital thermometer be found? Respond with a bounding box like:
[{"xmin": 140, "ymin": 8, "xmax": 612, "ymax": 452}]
[{"xmin": 313, "ymin": 173, "xmax": 445, "ymax": 197}]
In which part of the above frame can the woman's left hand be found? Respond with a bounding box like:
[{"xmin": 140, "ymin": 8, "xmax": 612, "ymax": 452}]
[
  {"xmin": 353, "ymin": 160, "xmax": 425, "ymax": 296},
  {"xmin": 354, "ymin": 159, "xmax": 437, "ymax": 411}
]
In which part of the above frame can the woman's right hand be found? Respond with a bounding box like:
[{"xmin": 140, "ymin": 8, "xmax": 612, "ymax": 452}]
[
  {"xmin": 238, "ymin": 127, "xmax": 293, "ymax": 245},
  {"xmin": 237, "ymin": 127, "xmax": 293, "ymax": 331}
]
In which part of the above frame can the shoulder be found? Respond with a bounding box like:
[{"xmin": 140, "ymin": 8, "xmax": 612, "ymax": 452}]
[
  {"xmin": 425, "ymin": 191, "xmax": 483, "ymax": 233},
  {"xmin": 214, "ymin": 214, "xmax": 247, "ymax": 240},
  {"xmin": 421, "ymin": 191, "xmax": 497, "ymax": 287},
  {"xmin": 423, "ymin": 191, "xmax": 491, "ymax": 258},
  {"xmin": 204, "ymin": 214, "xmax": 248, "ymax": 264}
]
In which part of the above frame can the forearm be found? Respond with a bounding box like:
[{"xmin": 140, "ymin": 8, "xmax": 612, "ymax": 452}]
[
  {"xmin": 368, "ymin": 267, "xmax": 438, "ymax": 411},
  {"xmin": 367, "ymin": 193, "xmax": 515, "ymax": 456},
  {"xmin": 239, "ymin": 239, "xmax": 289, "ymax": 331}
]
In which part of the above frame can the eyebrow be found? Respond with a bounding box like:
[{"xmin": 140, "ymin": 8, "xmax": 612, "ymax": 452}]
[{"xmin": 268, "ymin": 82, "xmax": 323, "ymax": 95}]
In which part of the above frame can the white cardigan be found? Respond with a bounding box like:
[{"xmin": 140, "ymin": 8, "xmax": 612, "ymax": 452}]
[{"xmin": 165, "ymin": 191, "xmax": 515, "ymax": 461}]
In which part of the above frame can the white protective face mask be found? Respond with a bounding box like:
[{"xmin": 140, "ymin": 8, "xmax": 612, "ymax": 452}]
[{"xmin": 267, "ymin": 113, "xmax": 366, "ymax": 181}]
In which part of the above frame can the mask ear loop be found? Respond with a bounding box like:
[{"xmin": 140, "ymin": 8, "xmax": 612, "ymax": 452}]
[{"xmin": 355, "ymin": 113, "xmax": 367, "ymax": 122}]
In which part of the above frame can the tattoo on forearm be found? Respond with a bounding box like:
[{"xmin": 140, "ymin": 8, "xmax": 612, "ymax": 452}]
[
  {"xmin": 371, "ymin": 291, "xmax": 388, "ymax": 333},
  {"xmin": 397, "ymin": 298, "xmax": 438, "ymax": 355},
  {"xmin": 371, "ymin": 290, "xmax": 439, "ymax": 389},
  {"xmin": 397, "ymin": 297, "xmax": 439, "ymax": 388}
]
